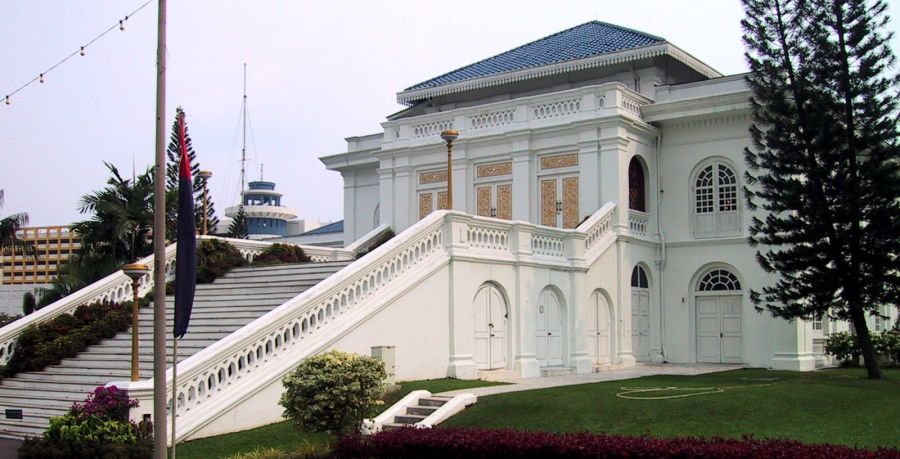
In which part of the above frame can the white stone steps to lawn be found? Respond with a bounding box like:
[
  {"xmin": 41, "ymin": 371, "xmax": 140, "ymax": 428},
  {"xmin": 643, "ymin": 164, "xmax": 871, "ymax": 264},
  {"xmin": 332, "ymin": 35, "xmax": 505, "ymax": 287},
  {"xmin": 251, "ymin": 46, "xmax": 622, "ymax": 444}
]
[{"xmin": 0, "ymin": 260, "xmax": 351, "ymax": 439}]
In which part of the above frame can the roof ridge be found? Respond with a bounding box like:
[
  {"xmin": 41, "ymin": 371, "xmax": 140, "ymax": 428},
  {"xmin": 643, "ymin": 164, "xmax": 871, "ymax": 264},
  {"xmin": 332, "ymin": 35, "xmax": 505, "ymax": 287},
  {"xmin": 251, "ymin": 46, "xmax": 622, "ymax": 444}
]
[{"xmin": 402, "ymin": 20, "xmax": 667, "ymax": 93}]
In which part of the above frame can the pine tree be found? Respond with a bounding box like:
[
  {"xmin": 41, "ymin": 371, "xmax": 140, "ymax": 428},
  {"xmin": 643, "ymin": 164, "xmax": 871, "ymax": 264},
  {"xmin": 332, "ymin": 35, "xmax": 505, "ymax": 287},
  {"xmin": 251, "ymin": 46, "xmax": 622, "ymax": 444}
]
[
  {"xmin": 227, "ymin": 205, "xmax": 249, "ymax": 239},
  {"xmin": 742, "ymin": 0, "xmax": 899, "ymax": 378},
  {"xmin": 166, "ymin": 107, "xmax": 220, "ymax": 238}
]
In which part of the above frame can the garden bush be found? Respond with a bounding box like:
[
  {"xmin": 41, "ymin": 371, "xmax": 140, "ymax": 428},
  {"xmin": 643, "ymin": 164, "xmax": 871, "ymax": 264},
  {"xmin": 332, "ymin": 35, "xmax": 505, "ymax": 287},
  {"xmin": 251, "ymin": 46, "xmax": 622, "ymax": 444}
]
[
  {"xmin": 333, "ymin": 427, "xmax": 899, "ymax": 459},
  {"xmin": 279, "ymin": 350, "xmax": 386, "ymax": 434},
  {"xmin": 354, "ymin": 229, "xmax": 395, "ymax": 260},
  {"xmin": 2, "ymin": 302, "xmax": 130, "ymax": 377},
  {"xmin": 252, "ymin": 243, "xmax": 311, "ymax": 266},
  {"xmin": 19, "ymin": 385, "xmax": 152, "ymax": 459},
  {"xmin": 197, "ymin": 238, "xmax": 247, "ymax": 283},
  {"xmin": 825, "ymin": 331, "xmax": 900, "ymax": 364},
  {"xmin": 226, "ymin": 443, "xmax": 330, "ymax": 459}
]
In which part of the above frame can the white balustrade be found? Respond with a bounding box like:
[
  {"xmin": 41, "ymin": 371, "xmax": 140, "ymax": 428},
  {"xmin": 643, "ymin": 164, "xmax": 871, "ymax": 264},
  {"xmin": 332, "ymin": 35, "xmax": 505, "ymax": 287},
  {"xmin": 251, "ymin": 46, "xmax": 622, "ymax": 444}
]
[
  {"xmin": 621, "ymin": 96, "xmax": 643, "ymax": 119},
  {"xmin": 469, "ymin": 109, "xmax": 514, "ymax": 130},
  {"xmin": 412, "ymin": 120, "xmax": 454, "ymax": 139},
  {"xmin": 628, "ymin": 210, "xmax": 650, "ymax": 236},
  {"xmin": 466, "ymin": 226, "xmax": 510, "ymax": 252},
  {"xmin": 531, "ymin": 98, "xmax": 581, "ymax": 120},
  {"xmin": 531, "ymin": 233, "xmax": 565, "ymax": 258}
]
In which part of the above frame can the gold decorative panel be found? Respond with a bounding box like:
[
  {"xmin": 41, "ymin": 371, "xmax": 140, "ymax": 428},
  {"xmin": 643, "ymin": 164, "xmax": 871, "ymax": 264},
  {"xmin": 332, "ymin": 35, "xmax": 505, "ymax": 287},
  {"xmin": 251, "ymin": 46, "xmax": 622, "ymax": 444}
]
[
  {"xmin": 476, "ymin": 162, "xmax": 512, "ymax": 178},
  {"xmin": 419, "ymin": 170, "xmax": 448, "ymax": 185},
  {"xmin": 563, "ymin": 177, "xmax": 579, "ymax": 229},
  {"xmin": 476, "ymin": 186, "xmax": 491, "ymax": 217},
  {"xmin": 541, "ymin": 179, "xmax": 557, "ymax": 227},
  {"xmin": 540, "ymin": 153, "xmax": 578, "ymax": 170},
  {"xmin": 437, "ymin": 191, "xmax": 449, "ymax": 210},
  {"xmin": 497, "ymin": 184, "xmax": 512, "ymax": 220},
  {"xmin": 419, "ymin": 192, "xmax": 433, "ymax": 220}
]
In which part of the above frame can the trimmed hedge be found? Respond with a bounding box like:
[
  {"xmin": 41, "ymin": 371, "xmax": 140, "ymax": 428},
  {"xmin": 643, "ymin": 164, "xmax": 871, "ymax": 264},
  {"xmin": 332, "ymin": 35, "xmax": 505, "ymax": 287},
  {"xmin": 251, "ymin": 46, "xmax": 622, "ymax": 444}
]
[
  {"xmin": 197, "ymin": 238, "xmax": 247, "ymax": 283},
  {"xmin": 252, "ymin": 243, "xmax": 311, "ymax": 266},
  {"xmin": 2, "ymin": 302, "xmax": 130, "ymax": 377},
  {"xmin": 333, "ymin": 428, "xmax": 899, "ymax": 459}
]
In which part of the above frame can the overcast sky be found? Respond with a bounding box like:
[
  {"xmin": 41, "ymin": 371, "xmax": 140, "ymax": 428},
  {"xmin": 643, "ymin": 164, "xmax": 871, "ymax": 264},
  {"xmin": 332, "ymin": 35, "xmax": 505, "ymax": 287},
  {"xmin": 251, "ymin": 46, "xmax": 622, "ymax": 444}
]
[{"xmin": 1, "ymin": 1, "xmax": 898, "ymax": 227}]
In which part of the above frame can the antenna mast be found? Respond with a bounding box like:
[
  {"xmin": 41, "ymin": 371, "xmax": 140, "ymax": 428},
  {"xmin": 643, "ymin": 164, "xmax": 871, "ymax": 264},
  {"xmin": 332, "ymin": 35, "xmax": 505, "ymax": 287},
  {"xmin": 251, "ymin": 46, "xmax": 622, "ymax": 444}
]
[{"xmin": 239, "ymin": 63, "xmax": 248, "ymax": 204}]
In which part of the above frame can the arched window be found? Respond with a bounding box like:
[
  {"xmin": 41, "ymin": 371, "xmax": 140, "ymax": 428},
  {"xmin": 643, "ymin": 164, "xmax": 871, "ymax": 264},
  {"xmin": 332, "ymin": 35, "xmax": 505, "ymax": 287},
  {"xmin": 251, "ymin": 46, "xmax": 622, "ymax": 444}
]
[
  {"xmin": 692, "ymin": 161, "xmax": 740, "ymax": 238},
  {"xmin": 630, "ymin": 266, "xmax": 649, "ymax": 289},
  {"xmin": 628, "ymin": 157, "xmax": 646, "ymax": 212},
  {"xmin": 697, "ymin": 269, "xmax": 741, "ymax": 291}
]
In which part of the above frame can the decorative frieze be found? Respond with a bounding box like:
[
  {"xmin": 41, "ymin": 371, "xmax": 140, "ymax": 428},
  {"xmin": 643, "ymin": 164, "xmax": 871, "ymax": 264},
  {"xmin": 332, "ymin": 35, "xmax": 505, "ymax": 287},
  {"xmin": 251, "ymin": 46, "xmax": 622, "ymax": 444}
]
[
  {"xmin": 540, "ymin": 154, "xmax": 578, "ymax": 170},
  {"xmin": 419, "ymin": 170, "xmax": 448, "ymax": 185},
  {"xmin": 476, "ymin": 162, "xmax": 512, "ymax": 178}
]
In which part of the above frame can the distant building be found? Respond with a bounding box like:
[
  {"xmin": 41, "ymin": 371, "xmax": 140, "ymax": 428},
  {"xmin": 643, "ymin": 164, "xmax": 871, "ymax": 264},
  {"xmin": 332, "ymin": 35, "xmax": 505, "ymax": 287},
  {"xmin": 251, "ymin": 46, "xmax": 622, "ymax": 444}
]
[
  {"xmin": 225, "ymin": 180, "xmax": 298, "ymax": 240},
  {"xmin": 0, "ymin": 225, "xmax": 80, "ymax": 315}
]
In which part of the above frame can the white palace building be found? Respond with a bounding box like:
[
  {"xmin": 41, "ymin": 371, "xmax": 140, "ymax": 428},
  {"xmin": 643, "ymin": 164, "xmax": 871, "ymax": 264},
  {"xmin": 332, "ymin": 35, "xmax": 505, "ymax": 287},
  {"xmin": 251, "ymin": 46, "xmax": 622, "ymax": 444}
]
[
  {"xmin": 321, "ymin": 20, "xmax": 893, "ymax": 376},
  {"xmin": 2, "ymin": 21, "xmax": 896, "ymax": 441}
]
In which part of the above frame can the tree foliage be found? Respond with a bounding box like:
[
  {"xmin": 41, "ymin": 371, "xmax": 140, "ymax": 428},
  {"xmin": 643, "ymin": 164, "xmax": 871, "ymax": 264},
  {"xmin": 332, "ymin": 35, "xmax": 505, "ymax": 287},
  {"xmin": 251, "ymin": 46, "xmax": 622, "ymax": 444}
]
[
  {"xmin": 0, "ymin": 189, "xmax": 35, "ymax": 259},
  {"xmin": 741, "ymin": 0, "xmax": 899, "ymax": 378},
  {"xmin": 166, "ymin": 107, "xmax": 219, "ymax": 237},
  {"xmin": 228, "ymin": 204, "xmax": 249, "ymax": 239}
]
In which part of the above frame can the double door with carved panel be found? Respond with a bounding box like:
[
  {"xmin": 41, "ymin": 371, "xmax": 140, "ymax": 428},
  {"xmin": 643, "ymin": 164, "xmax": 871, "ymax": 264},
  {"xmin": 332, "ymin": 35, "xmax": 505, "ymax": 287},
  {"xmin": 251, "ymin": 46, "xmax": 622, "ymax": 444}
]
[
  {"xmin": 475, "ymin": 182, "xmax": 512, "ymax": 220},
  {"xmin": 418, "ymin": 189, "xmax": 448, "ymax": 220},
  {"xmin": 540, "ymin": 175, "xmax": 579, "ymax": 229}
]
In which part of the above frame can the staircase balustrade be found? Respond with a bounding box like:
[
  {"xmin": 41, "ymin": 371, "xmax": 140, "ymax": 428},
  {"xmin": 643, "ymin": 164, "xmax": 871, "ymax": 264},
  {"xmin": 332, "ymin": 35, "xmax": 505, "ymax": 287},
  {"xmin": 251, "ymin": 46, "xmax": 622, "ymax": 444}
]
[{"xmin": 118, "ymin": 205, "xmax": 618, "ymax": 441}]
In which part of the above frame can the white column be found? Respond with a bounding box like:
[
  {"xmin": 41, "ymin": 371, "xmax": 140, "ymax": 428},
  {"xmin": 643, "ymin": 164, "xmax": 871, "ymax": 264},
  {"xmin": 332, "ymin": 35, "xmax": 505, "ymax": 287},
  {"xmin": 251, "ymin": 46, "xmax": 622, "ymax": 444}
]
[
  {"xmin": 342, "ymin": 171, "xmax": 357, "ymax": 246},
  {"xmin": 599, "ymin": 127, "xmax": 631, "ymax": 230},
  {"xmin": 394, "ymin": 165, "xmax": 411, "ymax": 233},
  {"xmin": 446, "ymin": 216, "xmax": 478, "ymax": 379},
  {"xmin": 451, "ymin": 146, "xmax": 467, "ymax": 213},
  {"xmin": 615, "ymin": 241, "xmax": 636, "ymax": 366},
  {"xmin": 578, "ymin": 129, "xmax": 600, "ymax": 219},
  {"xmin": 511, "ymin": 139, "xmax": 531, "ymax": 222}
]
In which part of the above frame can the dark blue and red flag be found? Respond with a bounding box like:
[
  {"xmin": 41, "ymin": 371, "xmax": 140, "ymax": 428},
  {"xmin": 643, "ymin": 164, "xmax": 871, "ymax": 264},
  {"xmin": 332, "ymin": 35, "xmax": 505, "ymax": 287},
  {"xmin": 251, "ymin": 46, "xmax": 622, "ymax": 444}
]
[{"xmin": 174, "ymin": 111, "xmax": 196, "ymax": 339}]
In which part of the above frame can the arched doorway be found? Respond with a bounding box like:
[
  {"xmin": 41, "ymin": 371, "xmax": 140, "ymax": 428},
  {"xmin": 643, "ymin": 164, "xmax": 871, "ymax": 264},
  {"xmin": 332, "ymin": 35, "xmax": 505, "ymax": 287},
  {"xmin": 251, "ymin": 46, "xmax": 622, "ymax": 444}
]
[
  {"xmin": 695, "ymin": 268, "xmax": 743, "ymax": 363},
  {"xmin": 536, "ymin": 288, "xmax": 563, "ymax": 367},
  {"xmin": 586, "ymin": 291, "xmax": 613, "ymax": 366},
  {"xmin": 473, "ymin": 283, "xmax": 507, "ymax": 370},
  {"xmin": 630, "ymin": 266, "xmax": 650, "ymax": 362}
]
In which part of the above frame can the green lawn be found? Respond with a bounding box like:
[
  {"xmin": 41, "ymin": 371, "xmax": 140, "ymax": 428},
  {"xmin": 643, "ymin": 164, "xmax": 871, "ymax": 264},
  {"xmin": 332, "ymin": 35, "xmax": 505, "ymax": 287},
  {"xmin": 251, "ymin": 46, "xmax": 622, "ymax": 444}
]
[
  {"xmin": 443, "ymin": 367, "xmax": 900, "ymax": 448},
  {"xmin": 174, "ymin": 378, "xmax": 506, "ymax": 459}
]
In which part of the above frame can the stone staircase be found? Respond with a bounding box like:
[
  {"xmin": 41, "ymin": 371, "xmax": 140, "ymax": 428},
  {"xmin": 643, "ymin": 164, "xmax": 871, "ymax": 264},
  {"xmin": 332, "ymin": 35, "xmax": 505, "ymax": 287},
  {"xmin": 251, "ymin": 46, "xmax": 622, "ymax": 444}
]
[
  {"xmin": 0, "ymin": 260, "xmax": 351, "ymax": 439},
  {"xmin": 382, "ymin": 395, "xmax": 453, "ymax": 430}
]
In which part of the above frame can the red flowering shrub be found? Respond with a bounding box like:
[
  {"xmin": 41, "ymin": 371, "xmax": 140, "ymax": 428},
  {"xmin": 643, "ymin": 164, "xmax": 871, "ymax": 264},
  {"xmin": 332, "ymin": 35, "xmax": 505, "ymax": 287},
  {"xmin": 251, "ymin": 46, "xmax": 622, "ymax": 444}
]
[
  {"xmin": 71, "ymin": 385, "xmax": 138, "ymax": 421},
  {"xmin": 333, "ymin": 428, "xmax": 899, "ymax": 459}
]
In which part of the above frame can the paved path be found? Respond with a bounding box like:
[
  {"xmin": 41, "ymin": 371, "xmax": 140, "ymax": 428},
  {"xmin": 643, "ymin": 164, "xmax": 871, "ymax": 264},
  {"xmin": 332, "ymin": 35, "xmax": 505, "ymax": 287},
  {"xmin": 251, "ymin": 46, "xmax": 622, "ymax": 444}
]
[{"xmin": 436, "ymin": 363, "xmax": 744, "ymax": 398}]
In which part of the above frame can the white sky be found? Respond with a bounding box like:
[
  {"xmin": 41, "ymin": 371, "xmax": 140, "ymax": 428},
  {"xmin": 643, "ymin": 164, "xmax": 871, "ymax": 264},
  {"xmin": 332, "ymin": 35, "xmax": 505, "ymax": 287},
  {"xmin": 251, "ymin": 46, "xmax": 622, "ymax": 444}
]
[{"xmin": 1, "ymin": 0, "xmax": 898, "ymax": 227}]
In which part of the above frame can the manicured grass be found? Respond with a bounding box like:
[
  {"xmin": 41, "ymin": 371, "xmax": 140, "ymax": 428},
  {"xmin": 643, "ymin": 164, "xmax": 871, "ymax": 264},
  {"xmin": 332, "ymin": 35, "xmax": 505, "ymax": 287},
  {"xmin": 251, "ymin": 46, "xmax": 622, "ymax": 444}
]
[
  {"xmin": 443, "ymin": 367, "xmax": 900, "ymax": 448},
  {"xmin": 174, "ymin": 378, "xmax": 505, "ymax": 459}
]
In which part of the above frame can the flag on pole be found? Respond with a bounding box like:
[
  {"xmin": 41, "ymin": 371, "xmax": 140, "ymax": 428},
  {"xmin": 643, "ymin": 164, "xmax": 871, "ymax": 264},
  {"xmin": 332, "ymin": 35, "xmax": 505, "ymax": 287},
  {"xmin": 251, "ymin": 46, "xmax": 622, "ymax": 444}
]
[{"xmin": 174, "ymin": 110, "xmax": 197, "ymax": 339}]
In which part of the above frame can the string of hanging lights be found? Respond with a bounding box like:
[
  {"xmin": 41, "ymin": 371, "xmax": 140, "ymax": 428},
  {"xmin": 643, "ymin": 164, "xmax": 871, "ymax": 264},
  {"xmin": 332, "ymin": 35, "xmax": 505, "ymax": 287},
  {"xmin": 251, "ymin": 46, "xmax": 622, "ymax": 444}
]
[{"xmin": 3, "ymin": 0, "xmax": 154, "ymax": 107}]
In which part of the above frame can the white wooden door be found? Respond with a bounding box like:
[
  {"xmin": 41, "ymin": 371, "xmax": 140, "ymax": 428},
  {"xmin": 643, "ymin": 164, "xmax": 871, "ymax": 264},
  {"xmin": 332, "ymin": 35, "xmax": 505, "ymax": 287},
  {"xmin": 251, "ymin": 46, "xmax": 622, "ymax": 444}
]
[
  {"xmin": 540, "ymin": 175, "xmax": 579, "ymax": 229},
  {"xmin": 474, "ymin": 285, "xmax": 507, "ymax": 370},
  {"xmin": 536, "ymin": 289, "xmax": 563, "ymax": 366},
  {"xmin": 696, "ymin": 295, "xmax": 742, "ymax": 363},
  {"xmin": 475, "ymin": 182, "xmax": 512, "ymax": 220},
  {"xmin": 587, "ymin": 293, "xmax": 612, "ymax": 365},
  {"xmin": 630, "ymin": 290, "xmax": 650, "ymax": 361}
]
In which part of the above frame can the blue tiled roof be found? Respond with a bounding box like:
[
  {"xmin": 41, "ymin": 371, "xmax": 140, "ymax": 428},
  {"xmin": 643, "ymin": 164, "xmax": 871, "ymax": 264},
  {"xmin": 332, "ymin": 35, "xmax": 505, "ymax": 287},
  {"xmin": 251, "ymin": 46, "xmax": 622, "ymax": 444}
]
[
  {"xmin": 301, "ymin": 220, "xmax": 344, "ymax": 235},
  {"xmin": 405, "ymin": 21, "xmax": 665, "ymax": 92}
]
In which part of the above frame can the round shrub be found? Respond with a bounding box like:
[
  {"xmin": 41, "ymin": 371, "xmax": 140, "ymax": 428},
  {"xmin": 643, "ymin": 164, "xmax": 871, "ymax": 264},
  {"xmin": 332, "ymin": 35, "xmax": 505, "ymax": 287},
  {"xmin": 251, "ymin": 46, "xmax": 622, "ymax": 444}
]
[
  {"xmin": 197, "ymin": 239, "xmax": 247, "ymax": 283},
  {"xmin": 280, "ymin": 350, "xmax": 386, "ymax": 434},
  {"xmin": 252, "ymin": 243, "xmax": 310, "ymax": 266}
]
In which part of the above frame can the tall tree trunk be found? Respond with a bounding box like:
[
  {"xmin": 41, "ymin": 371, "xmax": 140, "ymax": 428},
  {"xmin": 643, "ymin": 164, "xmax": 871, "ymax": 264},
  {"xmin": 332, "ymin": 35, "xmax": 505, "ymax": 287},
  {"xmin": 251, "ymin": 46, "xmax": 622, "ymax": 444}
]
[{"xmin": 849, "ymin": 305, "xmax": 883, "ymax": 379}]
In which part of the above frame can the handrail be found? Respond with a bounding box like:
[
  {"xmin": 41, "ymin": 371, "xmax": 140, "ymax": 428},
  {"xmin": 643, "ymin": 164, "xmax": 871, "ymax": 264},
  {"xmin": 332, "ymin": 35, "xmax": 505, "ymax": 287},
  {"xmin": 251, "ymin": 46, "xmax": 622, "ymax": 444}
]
[
  {"xmin": 119, "ymin": 205, "xmax": 618, "ymax": 441},
  {"xmin": 0, "ymin": 235, "xmax": 355, "ymax": 365}
]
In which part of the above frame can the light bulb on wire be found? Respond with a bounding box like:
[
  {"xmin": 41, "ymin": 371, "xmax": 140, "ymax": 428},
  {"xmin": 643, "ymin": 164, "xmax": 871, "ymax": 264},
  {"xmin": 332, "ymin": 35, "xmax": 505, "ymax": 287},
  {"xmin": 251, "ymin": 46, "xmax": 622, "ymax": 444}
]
[{"xmin": 80, "ymin": 47, "xmax": 85, "ymax": 57}]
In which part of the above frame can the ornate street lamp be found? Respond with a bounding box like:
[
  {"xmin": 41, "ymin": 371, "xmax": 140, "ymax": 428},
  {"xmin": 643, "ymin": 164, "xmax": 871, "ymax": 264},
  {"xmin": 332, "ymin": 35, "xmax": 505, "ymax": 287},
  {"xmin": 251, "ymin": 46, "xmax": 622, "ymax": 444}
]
[
  {"xmin": 198, "ymin": 170, "xmax": 213, "ymax": 235},
  {"xmin": 440, "ymin": 130, "xmax": 459, "ymax": 209},
  {"xmin": 123, "ymin": 263, "xmax": 150, "ymax": 381}
]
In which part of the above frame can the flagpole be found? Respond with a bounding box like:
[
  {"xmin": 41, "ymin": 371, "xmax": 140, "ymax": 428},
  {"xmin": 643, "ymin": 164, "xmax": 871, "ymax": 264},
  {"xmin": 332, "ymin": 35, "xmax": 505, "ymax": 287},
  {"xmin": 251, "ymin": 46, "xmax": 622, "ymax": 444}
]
[
  {"xmin": 152, "ymin": 0, "xmax": 168, "ymax": 457},
  {"xmin": 171, "ymin": 337, "xmax": 178, "ymax": 459}
]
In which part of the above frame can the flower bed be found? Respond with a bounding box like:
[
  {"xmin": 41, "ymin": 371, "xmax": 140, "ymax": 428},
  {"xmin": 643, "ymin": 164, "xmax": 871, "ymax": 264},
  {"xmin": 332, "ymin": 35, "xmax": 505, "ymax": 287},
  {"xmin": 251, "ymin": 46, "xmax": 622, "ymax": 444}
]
[
  {"xmin": 333, "ymin": 427, "xmax": 899, "ymax": 459},
  {"xmin": 1, "ymin": 301, "xmax": 130, "ymax": 377}
]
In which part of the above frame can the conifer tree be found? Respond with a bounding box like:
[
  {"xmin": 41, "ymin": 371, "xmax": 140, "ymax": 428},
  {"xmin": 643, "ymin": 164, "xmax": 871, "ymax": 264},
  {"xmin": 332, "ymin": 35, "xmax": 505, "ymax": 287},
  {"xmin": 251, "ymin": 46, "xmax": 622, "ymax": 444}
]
[
  {"xmin": 227, "ymin": 205, "xmax": 249, "ymax": 239},
  {"xmin": 742, "ymin": 0, "xmax": 899, "ymax": 378},
  {"xmin": 166, "ymin": 107, "xmax": 220, "ymax": 237}
]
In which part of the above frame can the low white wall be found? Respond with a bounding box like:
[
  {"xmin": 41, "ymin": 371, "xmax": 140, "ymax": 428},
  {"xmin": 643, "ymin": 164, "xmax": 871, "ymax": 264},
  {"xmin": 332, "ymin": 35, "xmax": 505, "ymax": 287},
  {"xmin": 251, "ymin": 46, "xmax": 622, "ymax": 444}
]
[{"xmin": 0, "ymin": 284, "xmax": 43, "ymax": 317}]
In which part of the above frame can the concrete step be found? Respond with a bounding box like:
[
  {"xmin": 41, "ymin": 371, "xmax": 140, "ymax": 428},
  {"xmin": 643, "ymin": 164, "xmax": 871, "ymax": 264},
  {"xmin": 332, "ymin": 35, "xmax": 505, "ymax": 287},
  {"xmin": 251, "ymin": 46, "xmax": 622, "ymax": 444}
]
[
  {"xmin": 394, "ymin": 414, "xmax": 426, "ymax": 424},
  {"xmin": 418, "ymin": 396, "xmax": 452, "ymax": 407},
  {"xmin": 540, "ymin": 366, "xmax": 575, "ymax": 377},
  {"xmin": 406, "ymin": 405, "xmax": 439, "ymax": 416},
  {"xmin": 226, "ymin": 261, "xmax": 350, "ymax": 275}
]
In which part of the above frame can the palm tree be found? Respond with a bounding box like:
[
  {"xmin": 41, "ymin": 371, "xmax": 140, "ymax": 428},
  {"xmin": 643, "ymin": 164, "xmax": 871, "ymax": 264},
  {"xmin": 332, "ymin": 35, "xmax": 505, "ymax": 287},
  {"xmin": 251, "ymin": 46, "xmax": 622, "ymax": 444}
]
[
  {"xmin": 0, "ymin": 189, "xmax": 35, "ymax": 259},
  {"xmin": 71, "ymin": 162, "xmax": 155, "ymax": 265}
]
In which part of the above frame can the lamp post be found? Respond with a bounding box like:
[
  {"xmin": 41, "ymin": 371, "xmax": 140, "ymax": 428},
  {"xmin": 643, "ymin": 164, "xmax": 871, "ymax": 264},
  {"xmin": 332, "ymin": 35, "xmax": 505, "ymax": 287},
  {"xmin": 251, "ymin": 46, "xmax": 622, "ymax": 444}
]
[
  {"xmin": 122, "ymin": 263, "xmax": 150, "ymax": 381},
  {"xmin": 198, "ymin": 170, "xmax": 213, "ymax": 235},
  {"xmin": 440, "ymin": 130, "xmax": 459, "ymax": 210}
]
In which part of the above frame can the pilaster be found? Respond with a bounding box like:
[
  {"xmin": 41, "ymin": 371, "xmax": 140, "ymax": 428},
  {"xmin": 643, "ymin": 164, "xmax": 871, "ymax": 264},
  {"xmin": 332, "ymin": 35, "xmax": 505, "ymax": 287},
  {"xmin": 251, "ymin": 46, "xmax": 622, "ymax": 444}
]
[{"xmin": 511, "ymin": 144, "xmax": 531, "ymax": 222}]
